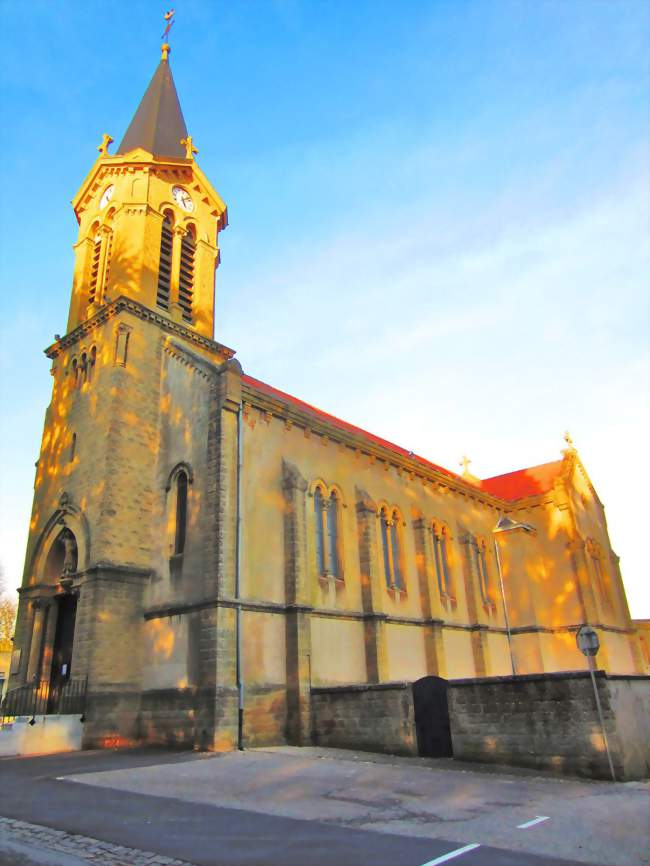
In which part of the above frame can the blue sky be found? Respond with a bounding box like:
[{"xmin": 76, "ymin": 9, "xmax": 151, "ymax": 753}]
[{"xmin": 1, "ymin": 0, "xmax": 648, "ymax": 615}]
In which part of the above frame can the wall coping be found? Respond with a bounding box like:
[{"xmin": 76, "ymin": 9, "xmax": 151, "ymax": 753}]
[
  {"xmin": 311, "ymin": 681, "xmax": 411, "ymax": 695},
  {"xmin": 448, "ymin": 670, "xmax": 650, "ymax": 687}
]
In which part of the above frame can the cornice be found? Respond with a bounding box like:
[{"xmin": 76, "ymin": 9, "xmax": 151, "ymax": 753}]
[
  {"xmin": 241, "ymin": 381, "xmax": 514, "ymax": 510},
  {"xmin": 45, "ymin": 296, "xmax": 235, "ymax": 362},
  {"xmin": 163, "ymin": 338, "xmax": 222, "ymax": 380}
]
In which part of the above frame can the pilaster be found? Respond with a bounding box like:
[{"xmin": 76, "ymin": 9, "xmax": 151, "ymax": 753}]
[
  {"xmin": 567, "ymin": 537, "xmax": 599, "ymax": 625},
  {"xmin": 413, "ymin": 517, "xmax": 446, "ymax": 676},
  {"xmin": 356, "ymin": 489, "xmax": 389, "ymax": 683},
  {"xmin": 206, "ymin": 359, "xmax": 242, "ymax": 748},
  {"xmin": 282, "ymin": 460, "xmax": 312, "ymax": 744}
]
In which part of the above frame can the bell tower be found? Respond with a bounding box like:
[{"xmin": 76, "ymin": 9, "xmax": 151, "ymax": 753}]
[
  {"xmin": 10, "ymin": 37, "xmax": 239, "ymax": 750},
  {"xmin": 67, "ymin": 43, "xmax": 228, "ymax": 340}
]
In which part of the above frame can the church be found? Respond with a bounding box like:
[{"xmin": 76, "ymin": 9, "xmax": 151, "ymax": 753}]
[{"xmin": 7, "ymin": 42, "xmax": 647, "ymax": 753}]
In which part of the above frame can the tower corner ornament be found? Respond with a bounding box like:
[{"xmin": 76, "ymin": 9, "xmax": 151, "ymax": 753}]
[
  {"xmin": 180, "ymin": 135, "xmax": 198, "ymax": 160},
  {"xmin": 97, "ymin": 133, "xmax": 113, "ymax": 156}
]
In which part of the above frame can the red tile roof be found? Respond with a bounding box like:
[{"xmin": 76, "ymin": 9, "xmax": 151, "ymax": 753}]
[
  {"xmin": 479, "ymin": 460, "xmax": 564, "ymax": 501},
  {"xmin": 242, "ymin": 374, "xmax": 564, "ymax": 502}
]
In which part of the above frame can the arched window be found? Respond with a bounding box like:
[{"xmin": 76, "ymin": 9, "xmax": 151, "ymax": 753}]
[
  {"xmin": 156, "ymin": 212, "xmax": 173, "ymax": 309},
  {"xmin": 88, "ymin": 233, "xmax": 102, "ymax": 305},
  {"xmin": 87, "ymin": 346, "xmax": 97, "ymax": 383},
  {"xmin": 475, "ymin": 537, "xmax": 492, "ymax": 605},
  {"xmin": 71, "ymin": 358, "xmax": 79, "ymax": 387},
  {"xmin": 314, "ymin": 486, "xmax": 326, "ymax": 576},
  {"xmin": 327, "ymin": 490, "xmax": 341, "ymax": 579},
  {"xmin": 178, "ymin": 225, "xmax": 195, "ymax": 323},
  {"xmin": 312, "ymin": 483, "xmax": 344, "ymax": 580},
  {"xmin": 174, "ymin": 470, "xmax": 188, "ymax": 556},
  {"xmin": 80, "ymin": 352, "xmax": 88, "ymax": 384},
  {"xmin": 380, "ymin": 507, "xmax": 405, "ymax": 591},
  {"xmin": 70, "ymin": 433, "xmax": 76, "ymax": 462},
  {"xmin": 380, "ymin": 508, "xmax": 392, "ymax": 587},
  {"xmin": 433, "ymin": 522, "xmax": 454, "ymax": 598}
]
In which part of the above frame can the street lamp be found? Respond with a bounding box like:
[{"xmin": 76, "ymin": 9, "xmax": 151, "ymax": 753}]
[{"xmin": 493, "ymin": 515, "xmax": 535, "ymax": 676}]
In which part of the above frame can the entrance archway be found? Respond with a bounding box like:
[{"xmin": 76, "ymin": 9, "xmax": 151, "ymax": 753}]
[{"xmin": 48, "ymin": 593, "xmax": 78, "ymax": 712}]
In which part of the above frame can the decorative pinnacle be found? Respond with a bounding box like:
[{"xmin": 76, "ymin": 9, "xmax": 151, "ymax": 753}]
[
  {"xmin": 180, "ymin": 135, "xmax": 198, "ymax": 160},
  {"xmin": 97, "ymin": 133, "xmax": 113, "ymax": 156},
  {"xmin": 564, "ymin": 430, "xmax": 576, "ymax": 450},
  {"xmin": 161, "ymin": 43, "xmax": 171, "ymax": 61}
]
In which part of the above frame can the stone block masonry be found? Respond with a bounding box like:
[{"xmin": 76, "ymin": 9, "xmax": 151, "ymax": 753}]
[
  {"xmin": 311, "ymin": 682, "xmax": 417, "ymax": 756},
  {"xmin": 448, "ymin": 670, "xmax": 650, "ymax": 781},
  {"xmin": 0, "ymin": 816, "xmax": 196, "ymax": 866}
]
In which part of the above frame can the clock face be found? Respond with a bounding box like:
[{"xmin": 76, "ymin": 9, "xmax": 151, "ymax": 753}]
[
  {"xmin": 99, "ymin": 184, "xmax": 114, "ymax": 210},
  {"xmin": 172, "ymin": 186, "xmax": 194, "ymax": 212}
]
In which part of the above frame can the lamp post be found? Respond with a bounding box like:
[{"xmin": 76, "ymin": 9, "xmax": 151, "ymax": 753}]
[{"xmin": 493, "ymin": 515, "xmax": 535, "ymax": 676}]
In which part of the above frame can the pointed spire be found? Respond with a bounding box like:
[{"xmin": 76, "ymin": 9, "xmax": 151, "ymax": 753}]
[{"xmin": 117, "ymin": 46, "xmax": 188, "ymax": 159}]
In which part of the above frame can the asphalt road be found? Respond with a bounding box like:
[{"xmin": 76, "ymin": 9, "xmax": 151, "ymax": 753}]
[{"xmin": 0, "ymin": 749, "xmax": 636, "ymax": 866}]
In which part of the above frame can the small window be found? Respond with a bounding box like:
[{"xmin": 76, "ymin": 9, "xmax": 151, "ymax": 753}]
[
  {"xmin": 312, "ymin": 484, "xmax": 344, "ymax": 580},
  {"xmin": 380, "ymin": 509, "xmax": 392, "ymax": 587},
  {"xmin": 380, "ymin": 507, "xmax": 405, "ymax": 591},
  {"xmin": 433, "ymin": 522, "xmax": 454, "ymax": 599},
  {"xmin": 175, "ymin": 471, "xmax": 188, "ymax": 555},
  {"xmin": 70, "ymin": 433, "xmax": 76, "ymax": 462},
  {"xmin": 475, "ymin": 538, "xmax": 492, "ymax": 605},
  {"xmin": 87, "ymin": 346, "xmax": 97, "ymax": 383},
  {"xmin": 327, "ymin": 490, "xmax": 341, "ymax": 579},
  {"xmin": 314, "ymin": 486, "xmax": 326, "ymax": 576}
]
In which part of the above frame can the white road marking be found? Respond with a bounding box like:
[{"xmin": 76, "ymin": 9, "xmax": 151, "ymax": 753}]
[
  {"xmin": 517, "ymin": 815, "xmax": 550, "ymax": 829},
  {"xmin": 420, "ymin": 843, "xmax": 481, "ymax": 865}
]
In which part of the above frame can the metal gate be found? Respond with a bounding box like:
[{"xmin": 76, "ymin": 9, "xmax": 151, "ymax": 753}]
[{"xmin": 412, "ymin": 675, "xmax": 453, "ymax": 757}]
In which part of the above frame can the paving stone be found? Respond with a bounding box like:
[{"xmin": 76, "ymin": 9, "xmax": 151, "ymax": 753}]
[{"xmin": 0, "ymin": 814, "xmax": 197, "ymax": 866}]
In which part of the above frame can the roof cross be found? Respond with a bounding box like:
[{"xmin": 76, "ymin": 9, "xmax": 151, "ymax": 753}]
[
  {"xmin": 162, "ymin": 9, "xmax": 175, "ymax": 41},
  {"xmin": 460, "ymin": 455, "xmax": 472, "ymax": 474}
]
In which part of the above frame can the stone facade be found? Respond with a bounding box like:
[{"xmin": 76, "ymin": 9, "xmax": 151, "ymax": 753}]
[{"xmin": 7, "ymin": 46, "xmax": 646, "ymax": 756}]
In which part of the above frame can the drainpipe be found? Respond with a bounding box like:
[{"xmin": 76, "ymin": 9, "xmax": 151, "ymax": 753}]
[
  {"xmin": 235, "ymin": 405, "xmax": 244, "ymax": 750},
  {"xmin": 493, "ymin": 536, "xmax": 516, "ymax": 676}
]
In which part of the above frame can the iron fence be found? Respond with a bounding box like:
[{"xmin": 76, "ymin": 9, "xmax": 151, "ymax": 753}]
[{"xmin": 1, "ymin": 677, "xmax": 87, "ymax": 725}]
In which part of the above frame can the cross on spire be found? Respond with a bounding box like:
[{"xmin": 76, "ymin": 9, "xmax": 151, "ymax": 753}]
[{"xmin": 460, "ymin": 455, "xmax": 472, "ymax": 474}]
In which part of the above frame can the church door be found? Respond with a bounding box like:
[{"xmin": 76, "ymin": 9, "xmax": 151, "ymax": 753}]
[{"xmin": 48, "ymin": 594, "xmax": 78, "ymax": 713}]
